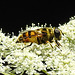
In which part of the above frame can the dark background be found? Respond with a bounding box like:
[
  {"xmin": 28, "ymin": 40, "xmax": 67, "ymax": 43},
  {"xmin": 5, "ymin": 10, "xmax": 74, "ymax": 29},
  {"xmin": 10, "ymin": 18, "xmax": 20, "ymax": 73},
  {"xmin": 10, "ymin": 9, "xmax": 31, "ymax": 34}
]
[{"xmin": 0, "ymin": 1, "xmax": 75, "ymax": 35}]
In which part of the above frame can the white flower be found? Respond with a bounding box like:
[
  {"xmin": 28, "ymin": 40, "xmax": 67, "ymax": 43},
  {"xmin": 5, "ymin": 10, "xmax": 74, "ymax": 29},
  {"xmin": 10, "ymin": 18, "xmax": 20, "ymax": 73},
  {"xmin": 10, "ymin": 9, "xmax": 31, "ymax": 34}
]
[{"xmin": 0, "ymin": 17, "xmax": 75, "ymax": 75}]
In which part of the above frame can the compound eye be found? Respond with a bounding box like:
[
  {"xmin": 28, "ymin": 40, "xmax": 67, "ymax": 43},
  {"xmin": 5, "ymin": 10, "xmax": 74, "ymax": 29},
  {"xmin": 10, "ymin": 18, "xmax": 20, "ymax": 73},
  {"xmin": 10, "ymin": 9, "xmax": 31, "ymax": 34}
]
[{"xmin": 54, "ymin": 28, "xmax": 60, "ymax": 38}]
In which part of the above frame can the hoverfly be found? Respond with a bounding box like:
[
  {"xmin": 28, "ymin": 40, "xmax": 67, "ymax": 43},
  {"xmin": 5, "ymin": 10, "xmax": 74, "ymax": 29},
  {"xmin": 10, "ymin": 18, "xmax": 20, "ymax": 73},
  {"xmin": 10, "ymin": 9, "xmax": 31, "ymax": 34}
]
[{"xmin": 16, "ymin": 27, "xmax": 62, "ymax": 49}]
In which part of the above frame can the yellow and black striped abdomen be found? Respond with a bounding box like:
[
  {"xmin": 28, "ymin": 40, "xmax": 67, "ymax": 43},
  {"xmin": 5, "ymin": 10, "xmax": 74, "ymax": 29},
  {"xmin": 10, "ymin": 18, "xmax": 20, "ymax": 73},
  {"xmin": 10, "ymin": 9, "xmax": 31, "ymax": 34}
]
[
  {"xmin": 23, "ymin": 31, "xmax": 36, "ymax": 38},
  {"xmin": 22, "ymin": 31, "xmax": 37, "ymax": 42}
]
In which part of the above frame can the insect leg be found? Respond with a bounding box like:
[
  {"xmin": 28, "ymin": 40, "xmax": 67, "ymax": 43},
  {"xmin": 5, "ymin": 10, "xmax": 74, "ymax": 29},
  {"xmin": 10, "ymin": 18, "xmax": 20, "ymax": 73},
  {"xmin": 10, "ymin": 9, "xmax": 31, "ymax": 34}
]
[
  {"xmin": 55, "ymin": 40, "xmax": 62, "ymax": 51},
  {"xmin": 21, "ymin": 42, "xmax": 33, "ymax": 50},
  {"xmin": 46, "ymin": 41, "xmax": 53, "ymax": 48},
  {"xmin": 55, "ymin": 40, "xmax": 62, "ymax": 48}
]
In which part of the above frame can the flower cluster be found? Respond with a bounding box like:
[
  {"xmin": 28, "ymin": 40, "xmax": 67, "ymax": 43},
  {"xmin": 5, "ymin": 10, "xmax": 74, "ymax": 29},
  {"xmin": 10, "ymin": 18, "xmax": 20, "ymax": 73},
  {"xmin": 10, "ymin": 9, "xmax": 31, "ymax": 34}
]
[{"xmin": 0, "ymin": 17, "xmax": 75, "ymax": 75}]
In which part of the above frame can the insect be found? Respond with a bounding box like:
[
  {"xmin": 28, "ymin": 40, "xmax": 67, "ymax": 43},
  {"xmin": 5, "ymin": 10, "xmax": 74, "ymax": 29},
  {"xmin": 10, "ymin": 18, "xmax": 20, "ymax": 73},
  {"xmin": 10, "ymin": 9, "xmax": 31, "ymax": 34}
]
[{"xmin": 16, "ymin": 27, "xmax": 62, "ymax": 49}]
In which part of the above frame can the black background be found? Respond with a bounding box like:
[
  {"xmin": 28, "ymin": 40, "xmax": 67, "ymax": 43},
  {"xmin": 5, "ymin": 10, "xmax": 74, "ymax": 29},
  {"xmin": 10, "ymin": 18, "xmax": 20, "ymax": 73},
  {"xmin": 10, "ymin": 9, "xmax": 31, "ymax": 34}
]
[{"xmin": 0, "ymin": 1, "xmax": 75, "ymax": 35}]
